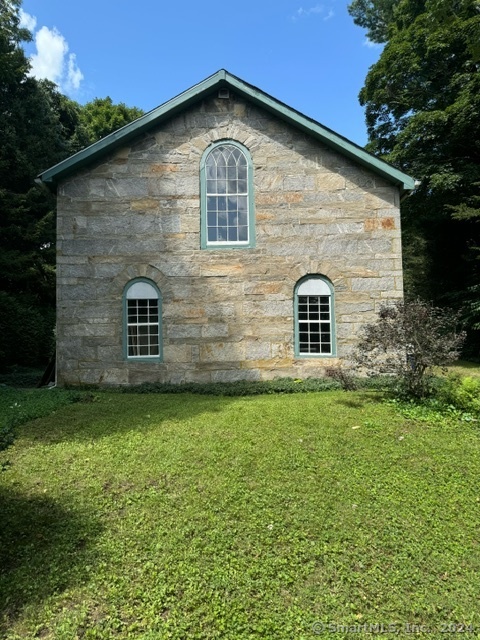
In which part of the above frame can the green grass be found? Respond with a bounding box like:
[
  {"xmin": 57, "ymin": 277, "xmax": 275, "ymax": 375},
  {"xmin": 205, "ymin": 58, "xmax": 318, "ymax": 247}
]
[
  {"xmin": 1, "ymin": 390, "xmax": 480, "ymax": 639},
  {"xmin": 446, "ymin": 359, "xmax": 480, "ymax": 378}
]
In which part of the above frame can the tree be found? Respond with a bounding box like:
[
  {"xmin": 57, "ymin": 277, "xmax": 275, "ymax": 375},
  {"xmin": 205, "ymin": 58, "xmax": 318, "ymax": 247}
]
[
  {"xmin": 348, "ymin": 0, "xmax": 398, "ymax": 43},
  {"xmin": 0, "ymin": 0, "xmax": 87, "ymax": 368},
  {"xmin": 0, "ymin": 1, "xmax": 144, "ymax": 370},
  {"xmin": 353, "ymin": 300, "xmax": 465, "ymax": 398},
  {"xmin": 79, "ymin": 97, "xmax": 144, "ymax": 144},
  {"xmin": 348, "ymin": 0, "xmax": 480, "ymax": 353}
]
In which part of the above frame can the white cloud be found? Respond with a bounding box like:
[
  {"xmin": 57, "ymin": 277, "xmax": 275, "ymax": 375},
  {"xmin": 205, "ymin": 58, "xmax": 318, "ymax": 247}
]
[
  {"xmin": 19, "ymin": 9, "xmax": 37, "ymax": 32},
  {"xmin": 24, "ymin": 15, "xmax": 84, "ymax": 95},
  {"xmin": 30, "ymin": 26, "xmax": 68, "ymax": 85},
  {"xmin": 66, "ymin": 53, "xmax": 84, "ymax": 91},
  {"xmin": 292, "ymin": 4, "xmax": 335, "ymax": 21},
  {"xmin": 295, "ymin": 5, "xmax": 324, "ymax": 18}
]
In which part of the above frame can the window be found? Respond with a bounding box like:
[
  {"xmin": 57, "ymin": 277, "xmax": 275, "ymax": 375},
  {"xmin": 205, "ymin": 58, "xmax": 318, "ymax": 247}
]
[
  {"xmin": 294, "ymin": 276, "xmax": 335, "ymax": 356},
  {"xmin": 123, "ymin": 279, "xmax": 162, "ymax": 360},
  {"xmin": 200, "ymin": 140, "xmax": 255, "ymax": 248}
]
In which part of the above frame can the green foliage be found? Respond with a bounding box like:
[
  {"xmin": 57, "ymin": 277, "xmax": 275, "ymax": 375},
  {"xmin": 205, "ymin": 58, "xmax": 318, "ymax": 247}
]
[
  {"xmin": 0, "ymin": 292, "xmax": 55, "ymax": 367},
  {"xmin": 354, "ymin": 299, "xmax": 466, "ymax": 398},
  {"xmin": 349, "ymin": 0, "xmax": 480, "ymax": 353},
  {"xmin": 435, "ymin": 373, "xmax": 480, "ymax": 415},
  {"xmin": 0, "ymin": 1, "xmax": 144, "ymax": 368},
  {"xmin": 0, "ymin": 366, "xmax": 44, "ymax": 387},
  {"xmin": 114, "ymin": 376, "xmax": 341, "ymax": 396},
  {"xmin": 325, "ymin": 366, "xmax": 358, "ymax": 390},
  {"xmin": 347, "ymin": 0, "xmax": 399, "ymax": 43},
  {"xmin": 79, "ymin": 97, "xmax": 144, "ymax": 143},
  {"xmin": 1, "ymin": 391, "xmax": 479, "ymax": 638},
  {"xmin": 0, "ymin": 386, "xmax": 82, "ymax": 456}
]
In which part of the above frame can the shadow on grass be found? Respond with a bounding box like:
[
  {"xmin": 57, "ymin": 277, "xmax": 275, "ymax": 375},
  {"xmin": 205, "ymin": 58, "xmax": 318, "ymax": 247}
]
[
  {"xmin": 0, "ymin": 487, "xmax": 102, "ymax": 634},
  {"xmin": 19, "ymin": 392, "xmax": 238, "ymax": 445},
  {"xmin": 335, "ymin": 390, "xmax": 387, "ymax": 409}
]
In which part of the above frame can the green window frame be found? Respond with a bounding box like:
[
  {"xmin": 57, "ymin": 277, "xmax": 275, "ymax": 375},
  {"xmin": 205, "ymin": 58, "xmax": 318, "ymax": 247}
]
[
  {"xmin": 123, "ymin": 278, "xmax": 163, "ymax": 361},
  {"xmin": 294, "ymin": 276, "xmax": 336, "ymax": 357},
  {"xmin": 200, "ymin": 140, "xmax": 255, "ymax": 249}
]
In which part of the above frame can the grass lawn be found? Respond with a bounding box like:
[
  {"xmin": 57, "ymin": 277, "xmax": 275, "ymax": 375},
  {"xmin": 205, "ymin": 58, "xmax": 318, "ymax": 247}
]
[{"xmin": 0, "ymin": 389, "xmax": 479, "ymax": 639}]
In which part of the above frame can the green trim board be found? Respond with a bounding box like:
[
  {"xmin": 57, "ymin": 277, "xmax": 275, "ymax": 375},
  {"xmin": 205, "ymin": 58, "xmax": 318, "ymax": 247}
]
[
  {"xmin": 122, "ymin": 278, "xmax": 163, "ymax": 362},
  {"xmin": 294, "ymin": 275, "xmax": 337, "ymax": 358},
  {"xmin": 37, "ymin": 70, "xmax": 415, "ymax": 196},
  {"xmin": 200, "ymin": 139, "xmax": 256, "ymax": 250}
]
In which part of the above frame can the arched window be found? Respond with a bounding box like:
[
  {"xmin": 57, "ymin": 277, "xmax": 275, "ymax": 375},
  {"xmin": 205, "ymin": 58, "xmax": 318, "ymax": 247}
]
[
  {"xmin": 123, "ymin": 279, "xmax": 162, "ymax": 360},
  {"xmin": 200, "ymin": 140, "xmax": 255, "ymax": 248},
  {"xmin": 294, "ymin": 276, "xmax": 336, "ymax": 356}
]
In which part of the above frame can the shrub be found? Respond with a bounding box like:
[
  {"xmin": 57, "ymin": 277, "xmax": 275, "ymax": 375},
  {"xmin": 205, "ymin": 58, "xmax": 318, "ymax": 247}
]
[
  {"xmin": 353, "ymin": 299, "xmax": 466, "ymax": 398},
  {"xmin": 0, "ymin": 292, "xmax": 55, "ymax": 369},
  {"xmin": 325, "ymin": 366, "xmax": 358, "ymax": 391},
  {"xmin": 436, "ymin": 374, "xmax": 480, "ymax": 415}
]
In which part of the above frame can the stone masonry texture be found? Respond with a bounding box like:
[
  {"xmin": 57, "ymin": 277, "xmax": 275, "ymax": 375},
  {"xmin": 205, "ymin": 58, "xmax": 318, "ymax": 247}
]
[{"xmin": 56, "ymin": 93, "xmax": 403, "ymax": 385}]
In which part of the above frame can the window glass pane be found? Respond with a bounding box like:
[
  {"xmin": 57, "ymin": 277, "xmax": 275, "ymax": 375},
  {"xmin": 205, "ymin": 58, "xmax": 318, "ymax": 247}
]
[
  {"xmin": 238, "ymin": 209, "xmax": 248, "ymax": 227},
  {"xmin": 127, "ymin": 293, "xmax": 160, "ymax": 357},
  {"xmin": 206, "ymin": 163, "xmax": 216, "ymax": 179},
  {"xmin": 297, "ymin": 290, "xmax": 333, "ymax": 356},
  {"xmin": 237, "ymin": 179, "xmax": 247, "ymax": 193},
  {"xmin": 238, "ymin": 226, "xmax": 248, "ymax": 242},
  {"xmin": 228, "ymin": 227, "xmax": 238, "ymax": 242},
  {"xmin": 204, "ymin": 143, "xmax": 251, "ymax": 246}
]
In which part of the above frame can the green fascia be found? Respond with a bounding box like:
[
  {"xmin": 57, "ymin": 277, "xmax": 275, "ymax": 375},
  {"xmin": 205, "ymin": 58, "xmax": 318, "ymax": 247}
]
[
  {"xmin": 200, "ymin": 139, "xmax": 256, "ymax": 250},
  {"xmin": 37, "ymin": 69, "xmax": 415, "ymax": 196},
  {"xmin": 293, "ymin": 276, "xmax": 337, "ymax": 358}
]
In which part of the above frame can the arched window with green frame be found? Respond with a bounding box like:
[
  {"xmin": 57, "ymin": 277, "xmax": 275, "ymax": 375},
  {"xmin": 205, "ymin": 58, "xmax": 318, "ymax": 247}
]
[
  {"xmin": 294, "ymin": 276, "xmax": 336, "ymax": 357},
  {"xmin": 200, "ymin": 140, "xmax": 255, "ymax": 249},
  {"xmin": 123, "ymin": 278, "xmax": 162, "ymax": 361}
]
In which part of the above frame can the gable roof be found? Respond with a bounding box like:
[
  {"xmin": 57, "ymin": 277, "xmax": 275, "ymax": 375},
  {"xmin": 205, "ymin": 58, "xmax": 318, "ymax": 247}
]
[{"xmin": 37, "ymin": 69, "xmax": 415, "ymax": 196}]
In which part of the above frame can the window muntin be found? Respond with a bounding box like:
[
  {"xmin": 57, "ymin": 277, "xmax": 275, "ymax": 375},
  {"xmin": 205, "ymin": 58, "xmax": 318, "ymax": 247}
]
[
  {"xmin": 201, "ymin": 141, "xmax": 254, "ymax": 248},
  {"xmin": 295, "ymin": 277, "xmax": 335, "ymax": 357},
  {"xmin": 206, "ymin": 144, "xmax": 249, "ymax": 244},
  {"xmin": 124, "ymin": 280, "xmax": 161, "ymax": 359}
]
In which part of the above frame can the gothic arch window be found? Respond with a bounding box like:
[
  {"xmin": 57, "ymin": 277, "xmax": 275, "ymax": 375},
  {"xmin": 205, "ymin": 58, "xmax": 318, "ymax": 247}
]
[{"xmin": 200, "ymin": 140, "xmax": 255, "ymax": 248}]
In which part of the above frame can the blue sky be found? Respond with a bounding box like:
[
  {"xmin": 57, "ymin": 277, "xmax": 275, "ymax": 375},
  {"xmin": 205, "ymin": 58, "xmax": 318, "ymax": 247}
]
[{"xmin": 20, "ymin": 0, "xmax": 382, "ymax": 146}]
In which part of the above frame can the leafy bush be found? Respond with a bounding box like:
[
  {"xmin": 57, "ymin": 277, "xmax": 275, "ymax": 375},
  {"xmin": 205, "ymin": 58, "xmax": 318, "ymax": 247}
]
[
  {"xmin": 325, "ymin": 366, "xmax": 358, "ymax": 390},
  {"xmin": 435, "ymin": 374, "xmax": 480, "ymax": 415},
  {"xmin": 0, "ymin": 292, "xmax": 55, "ymax": 369},
  {"xmin": 115, "ymin": 377, "xmax": 342, "ymax": 396},
  {"xmin": 0, "ymin": 366, "xmax": 43, "ymax": 388},
  {"xmin": 353, "ymin": 300, "xmax": 466, "ymax": 398}
]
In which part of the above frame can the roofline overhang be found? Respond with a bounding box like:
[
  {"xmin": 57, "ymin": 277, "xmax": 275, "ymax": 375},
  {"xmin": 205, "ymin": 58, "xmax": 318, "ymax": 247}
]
[{"xmin": 37, "ymin": 69, "xmax": 416, "ymax": 196}]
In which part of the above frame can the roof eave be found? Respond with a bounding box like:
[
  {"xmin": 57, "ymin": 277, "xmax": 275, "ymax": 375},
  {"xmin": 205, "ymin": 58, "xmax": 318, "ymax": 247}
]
[{"xmin": 37, "ymin": 69, "xmax": 415, "ymax": 195}]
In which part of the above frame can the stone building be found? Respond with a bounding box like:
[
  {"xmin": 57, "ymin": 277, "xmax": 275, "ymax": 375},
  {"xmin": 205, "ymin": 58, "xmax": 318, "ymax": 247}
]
[{"xmin": 38, "ymin": 70, "xmax": 415, "ymax": 386}]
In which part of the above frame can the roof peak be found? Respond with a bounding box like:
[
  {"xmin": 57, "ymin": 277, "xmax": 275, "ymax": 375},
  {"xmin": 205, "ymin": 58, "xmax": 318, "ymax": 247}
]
[{"xmin": 37, "ymin": 70, "xmax": 415, "ymax": 194}]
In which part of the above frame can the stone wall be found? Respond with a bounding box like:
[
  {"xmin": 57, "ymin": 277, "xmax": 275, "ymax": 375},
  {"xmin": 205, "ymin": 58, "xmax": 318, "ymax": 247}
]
[{"xmin": 56, "ymin": 92, "xmax": 403, "ymax": 385}]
